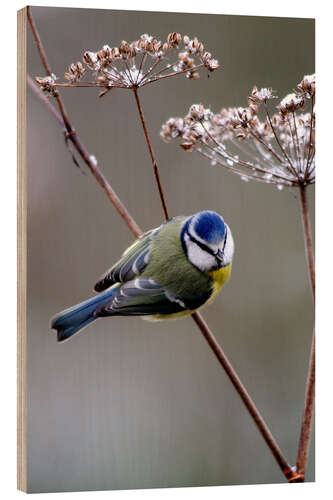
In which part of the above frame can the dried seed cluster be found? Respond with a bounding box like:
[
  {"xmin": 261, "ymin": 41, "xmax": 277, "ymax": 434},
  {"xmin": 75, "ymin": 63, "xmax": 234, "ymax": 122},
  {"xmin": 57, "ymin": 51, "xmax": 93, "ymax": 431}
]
[
  {"xmin": 35, "ymin": 33, "xmax": 219, "ymax": 97},
  {"xmin": 161, "ymin": 74, "xmax": 315, "ymax": 189},
  {"xmin": 35, "ymin": 74, "xmax": 58, "ymax": 96}
]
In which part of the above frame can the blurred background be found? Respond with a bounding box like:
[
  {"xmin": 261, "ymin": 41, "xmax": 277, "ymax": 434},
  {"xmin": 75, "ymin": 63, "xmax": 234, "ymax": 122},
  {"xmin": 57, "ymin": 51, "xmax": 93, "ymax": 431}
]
[{"xmin": 26, "ymin": 6, "xmax": 315, "ymax": 493}]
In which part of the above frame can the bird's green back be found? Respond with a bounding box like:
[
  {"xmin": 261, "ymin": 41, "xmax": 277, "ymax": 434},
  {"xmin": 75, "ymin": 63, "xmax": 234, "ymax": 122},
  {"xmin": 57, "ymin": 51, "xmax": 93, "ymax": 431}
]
[{"xmin": 142, "ymin": 218, "xmax": 213, "ymax": 298}]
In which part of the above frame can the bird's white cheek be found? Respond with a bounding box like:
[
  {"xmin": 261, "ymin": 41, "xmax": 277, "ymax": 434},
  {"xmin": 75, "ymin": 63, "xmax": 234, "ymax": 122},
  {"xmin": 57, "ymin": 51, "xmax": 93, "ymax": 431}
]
[
  {"xmin": 223, "ymin": 230, "xmax": 234, "ymax": 265},
  {"xmin": 187, "ymin": 243, "xmax": 216, "ymax": 272}
]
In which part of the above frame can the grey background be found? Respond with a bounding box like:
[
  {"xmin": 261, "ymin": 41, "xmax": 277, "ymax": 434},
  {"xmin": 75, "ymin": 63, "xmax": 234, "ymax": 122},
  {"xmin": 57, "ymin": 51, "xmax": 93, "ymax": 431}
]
[{"xmin": 26, "ymin": 6, "xmax": 315, "ymax": 493}]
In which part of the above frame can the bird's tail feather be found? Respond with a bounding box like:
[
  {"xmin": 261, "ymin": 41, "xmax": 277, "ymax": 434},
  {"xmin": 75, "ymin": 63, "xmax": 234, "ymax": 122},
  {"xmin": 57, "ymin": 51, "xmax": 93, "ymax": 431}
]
[{"xmin": 51, "ymin": 285, "xmax": 119, "ymax": 342}]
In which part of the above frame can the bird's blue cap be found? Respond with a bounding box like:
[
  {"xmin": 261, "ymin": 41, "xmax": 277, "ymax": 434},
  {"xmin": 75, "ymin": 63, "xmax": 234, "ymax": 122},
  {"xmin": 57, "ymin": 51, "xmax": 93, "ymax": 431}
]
[{"xmin": 193, "ymin": 211, "xmax": 226, "ymax": 244}]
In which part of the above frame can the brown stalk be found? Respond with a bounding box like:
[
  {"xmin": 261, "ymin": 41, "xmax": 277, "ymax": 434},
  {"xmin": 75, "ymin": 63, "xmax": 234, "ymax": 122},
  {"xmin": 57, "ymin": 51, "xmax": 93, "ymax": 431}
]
[
  {"xmin": 130, "ymin": 84, "xmax": 296, "ymax": 483},
  {"xmin": 200, "ymin": 121, "xmax": 293, "ymax": 185},
  {"xmin": 292, "ymin": 112, "xmax": 301, "ymax": 172},
  {"xmin": 28, "ymin": 6, "xmax": 297, "ymax": 483},
  {"xmin": 248, "ymin": 128, "xmax": 284, "ymax": 166},
  {"xmin": 299, "ymin": 186, "xmax": 315, "ymax": 299},
  {"xmin": 137, "ymin": 56, "xmax": 163, "ymax": 86},
  {"xmin": 191, "ymin": 312, "xmax": 297, "ymax": 481},
  {"xmin": 196, "ymin": 147, "xmax": 291, "ymax": 186},
  {"xmin": 295, "ymin": 330, "xmax": 315, "ymax": 481},
  {"xmin": 304, "ymin": 96, "xmax": 315, "ymax": 178},
  {"xmin": 264, "ymin": 105, "xmax": 298, "ymax": 178},
  {"xmin": 27, "ymin": 75, "xmax": 64, "ymax": 127},
  {"xmin": 294, "ymin": 185, "xmax": 315, "ymax": 480},
  {"xmin": 132, "ymin": 87, "xmax": 170, "ymax": 220},
  {"xmin": 27, "ymin": 7, "xmax": 142, "ymax": 239},
  {"xmin": 140, "ymin": 63, "xmax": 205, "ymax": 87}
]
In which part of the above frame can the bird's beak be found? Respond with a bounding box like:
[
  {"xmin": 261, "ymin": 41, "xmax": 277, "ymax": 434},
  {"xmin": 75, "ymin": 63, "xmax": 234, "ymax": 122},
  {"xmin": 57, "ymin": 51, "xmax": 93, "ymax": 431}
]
[{"xmin": 215, "ymin": 249, "xmax": 224, "ymax": 263}]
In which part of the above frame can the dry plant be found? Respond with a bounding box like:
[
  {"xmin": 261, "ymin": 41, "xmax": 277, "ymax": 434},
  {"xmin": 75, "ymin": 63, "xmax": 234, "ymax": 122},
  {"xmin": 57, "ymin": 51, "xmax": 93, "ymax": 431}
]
[
  {"xmin": 36, "ymin": 32, "xmax": 219, "ymax": 95},
  {"xmin": 161, "ymin": 77, "xmax": 316, "ymax": 479},
  {"xmin": 28, "ymin": 6, "xmax": 312, "ymax": 484},
  {"xmin": 161, "ymin": 78, "xmax": 315, "ymax": 189},
  {"xmin": 35, "ymin": 31, "xmax": 219, "ymax": 219}
]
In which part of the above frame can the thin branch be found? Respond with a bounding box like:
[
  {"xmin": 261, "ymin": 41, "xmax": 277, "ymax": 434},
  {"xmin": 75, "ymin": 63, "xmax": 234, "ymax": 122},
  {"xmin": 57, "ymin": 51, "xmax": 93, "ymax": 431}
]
[
  {"xmin": 28, "ymin": 6, "xmax": 297, "ymax": 483},
  {"xmin": 137, "ymin": 53, "xmax": 147, "ymax": 82},
  {"xmin": 200, "ymin": 121, "xmax": 293, "ymax": 185},
  {"xmin": 292, "ymin": 111, "xmax": 301, "ymax": 172},
  {"xmin": 264, "ymin": 105, "xmax": 298, "ymax": 178},
  {"xmin": 132, "ymin": 87, "xmax": 170, "ymax": 220},
  {"xmin": 137, "ymin": 56, "xmax": 163, "ymax": 86},
  {"xmin": 191, "ymin": 312, "xmax": 298, "ymax": 481},
  {"xmin": 299, "ymin": 185, "xmax": 315, "ymax": 299},
  {"xmin": 131, "ymin": 84, "xmax": 296, "ymax": 483},
  {"xmin": 248, "ymin": 128, "xmax": 285, "ymax": 166},
  {"xmin": 27, "ymin": 75, "xmax": 64, "ymax": 127},
  {"xmin": 27, "ymin": 7, "xmax": 142, "ymax": 239},
  {"xmin": 140, "ymin": 63, "xmax": 205, "ymax": 87},
  {"xmin": 295, "ymin": 185, "xmax": 315, "ymax": 481},
  {"xmin": 196, "ymin": 147, "xmax": 292, "ymax": 186},
  {"xmin": 287, "ymin": 116, "xmax": 299, "ymax": 177},
  {"xmin": 304, "ymin": 96, "xmax": 315, "ymax": 178},
  {"xmin": 295, "ymin": 330, "xmax": 315, "ymax": 480},
  {"xmin": 123, "ymin": 59, "xmax": 135, "ymax": 85},
  {"xmin": 54, "ymin": 82, "xmax": 109, "ymax": 87},
  {"xmin": 139, "ymin": 60, "xmax": 176, "ymax": 84}
]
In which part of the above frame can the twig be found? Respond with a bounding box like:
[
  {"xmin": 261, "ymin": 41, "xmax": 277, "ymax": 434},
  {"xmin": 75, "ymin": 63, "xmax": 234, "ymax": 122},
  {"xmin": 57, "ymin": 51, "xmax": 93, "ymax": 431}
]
[
  {"xmin": 304, "ymin": 96, "xmax": 315, "ymax": 178},
  {"xmin": 27, "ymin": 7, "xmax": 142, "ymax": 239},
  {"xmin": 131, "ymin": 84, "xmax": 296, "ymax": 483},
  {"xmin": 294, "ymin": 185, "xmax": 315, "ymax": 480},
  {"xmin": 140, "ymin": 63, "xmax": 205, "ymax": 87},
  {"xmin": 299, "ymin": 186, "xmax": 315, "ymax": 299},
  {"xmin": 27, "ymin": 75, "xmax": 64, "ymax": 127},
  {"xmin": 28, "ymin": 6, "xmax": 297, "ymax": 483},
  {"xmin": 191, "ymin": 312, "xmax": 297, "ymax": 481},
  {"xmin": 200, "ymin": 120, "xmax": 293, "ymax": 185},
  {"xmin": 295, "ymin": 330, "xmax": 315, "ymax": 481},
  {"xmin": 132, "ymin": 87, "xmax": 170, "ymax": 220},
  {"xmin": 264, "ymin": 105, "xmax": 298, "ymax": 178}
]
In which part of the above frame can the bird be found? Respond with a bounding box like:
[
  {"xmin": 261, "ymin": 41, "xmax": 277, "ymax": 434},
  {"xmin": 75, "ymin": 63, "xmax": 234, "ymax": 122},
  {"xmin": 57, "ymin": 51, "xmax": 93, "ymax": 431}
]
[{"xmin": 51, "ymin": 210, "xmax": 234, "ymax": 342}]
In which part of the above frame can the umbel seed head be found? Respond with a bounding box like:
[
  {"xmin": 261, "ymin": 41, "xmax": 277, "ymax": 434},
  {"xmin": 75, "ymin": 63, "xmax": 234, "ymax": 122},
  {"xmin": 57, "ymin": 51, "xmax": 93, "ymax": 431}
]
[
  {"xmin": 161, "ymin": 74, "xmax": 315, "ymax": 189},
  {"xmin": 35, "ymin": 32, "xmax": 220, "ymax": 97}
]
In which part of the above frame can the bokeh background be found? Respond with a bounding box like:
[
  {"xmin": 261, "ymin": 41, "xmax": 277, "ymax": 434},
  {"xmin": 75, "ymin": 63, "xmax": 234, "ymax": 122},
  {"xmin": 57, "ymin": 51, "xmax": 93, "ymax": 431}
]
[{"xmin": 26, "ymin": 6, "xmax": 315, "ymax": 493}]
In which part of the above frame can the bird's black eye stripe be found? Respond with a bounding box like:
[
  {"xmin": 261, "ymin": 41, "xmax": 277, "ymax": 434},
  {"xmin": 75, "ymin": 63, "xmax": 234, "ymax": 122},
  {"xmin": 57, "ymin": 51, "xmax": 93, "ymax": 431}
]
[
  {"xmin": 222, "ymin": 228, "xmax": 228, "ymax": 254},
  {"xmin": 187, "ymin": 227, "xmax": 228, "ymax": 260},
  {"xmin": 187, "ymin": 232, "xmax": 216, "ymax": 256}
]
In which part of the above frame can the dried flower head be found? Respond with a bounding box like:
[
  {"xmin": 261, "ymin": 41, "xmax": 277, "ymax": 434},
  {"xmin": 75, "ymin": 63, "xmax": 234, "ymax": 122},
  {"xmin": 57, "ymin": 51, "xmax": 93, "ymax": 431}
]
[
  {"xmin": 248, "ymin": 86, "xmax": 275, "ymax": 104},
  {"xmin": 278, "ymin": 93, "xmax": 305, "ymax": 118},
  {"xmin": 35, "ymin": 32, "xmax": 219, "ymax": 97},
  {"xmin": 161, "ymin": 74, "xmax": 315, "ymax": 189},
  {"xmin": 297, "ymin": 73, "xmax": 315, "ymax": 98},
  {"xmin": 64, "ymin": 62, "xmax": 86, "ymax": 83},
  {"xmin": 35, "ymin": 73, "xmax": 58, "ymax": 96}
]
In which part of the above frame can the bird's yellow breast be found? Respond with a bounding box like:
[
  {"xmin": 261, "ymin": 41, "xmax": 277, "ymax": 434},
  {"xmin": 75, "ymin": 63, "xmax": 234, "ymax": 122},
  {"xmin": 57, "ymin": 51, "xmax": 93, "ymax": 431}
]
[
  {"xmin": 145, "ymin": 263, "xmax": 232, "ymax": 321},
  {"xmin": 206, "ymin": 263, "xmax": 232, "ymax": 303}
]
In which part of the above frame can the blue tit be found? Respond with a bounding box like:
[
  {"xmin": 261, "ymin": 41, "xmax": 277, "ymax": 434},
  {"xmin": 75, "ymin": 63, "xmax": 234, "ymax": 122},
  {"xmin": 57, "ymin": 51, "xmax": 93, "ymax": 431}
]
[{"xmin": 51, "ymin": 210, "xmax": 234, "ymax": 342}]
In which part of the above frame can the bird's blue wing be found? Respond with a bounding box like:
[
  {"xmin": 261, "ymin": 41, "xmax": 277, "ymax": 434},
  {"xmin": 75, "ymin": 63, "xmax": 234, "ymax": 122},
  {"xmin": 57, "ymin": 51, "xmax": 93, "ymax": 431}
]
[
  {"xmin": 94, "ymin": 278, "xmax": 211, "ymax": 317},
  {"xmin": 94, "ymin": 228, "xmax": 159, "ymax": 292}
]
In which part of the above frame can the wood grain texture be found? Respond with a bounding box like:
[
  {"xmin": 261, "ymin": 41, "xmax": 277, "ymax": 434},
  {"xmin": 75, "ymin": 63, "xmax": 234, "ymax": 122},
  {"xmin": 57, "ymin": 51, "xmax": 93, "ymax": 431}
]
[
  {"xmin": 17, "ymin": 6, "xmax": 27, "ymax": 493},
  {"xmin": 19, "ymin": 7, "xmax": 315, "ymax": 491}
]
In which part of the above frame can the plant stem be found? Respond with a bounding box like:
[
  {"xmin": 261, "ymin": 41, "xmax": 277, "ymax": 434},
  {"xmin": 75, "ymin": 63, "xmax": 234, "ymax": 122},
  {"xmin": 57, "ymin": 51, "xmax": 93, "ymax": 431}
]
[
  {"xmin": 27, "ymin": 75, "xmax": 64, "ymax": 127},
  {"xmin": 132, "ymin": 88, "xmax": 170, "ymax": 220},
  {"xmin": 295, "ymin": 330, "xmax": 315, "ymax": 481},
  {"xmin": 28, "ymin": 6, "xmax": 297, "ymax": 483},
  {"xmin": 299, "ymin": 186, "xmax": 315, "ymax": 299},
  {"xmin": 191, "ymin": 312, "xmax": 298, "ymax": 481},
  {"xmin": 294, "ymin": 185, "xmax": 315, "ymax": 481},
  {"xmin": 27, "ymin": 7, "xmax": 142, "ymax": 239},
  {"xmin": 264, "ymin": 105, "xmax": 298, "ymax": 178},
  {"xmin": 131, "ymin": 84, "xmax": 296, "ymax": 483}
]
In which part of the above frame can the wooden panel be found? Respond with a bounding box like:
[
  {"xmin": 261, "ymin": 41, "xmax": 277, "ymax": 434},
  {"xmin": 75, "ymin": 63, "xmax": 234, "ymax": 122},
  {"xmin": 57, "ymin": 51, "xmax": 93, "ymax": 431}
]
[{"xmin": 17, "ymin": 6, "xmax": 27, "ymax": 493}]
